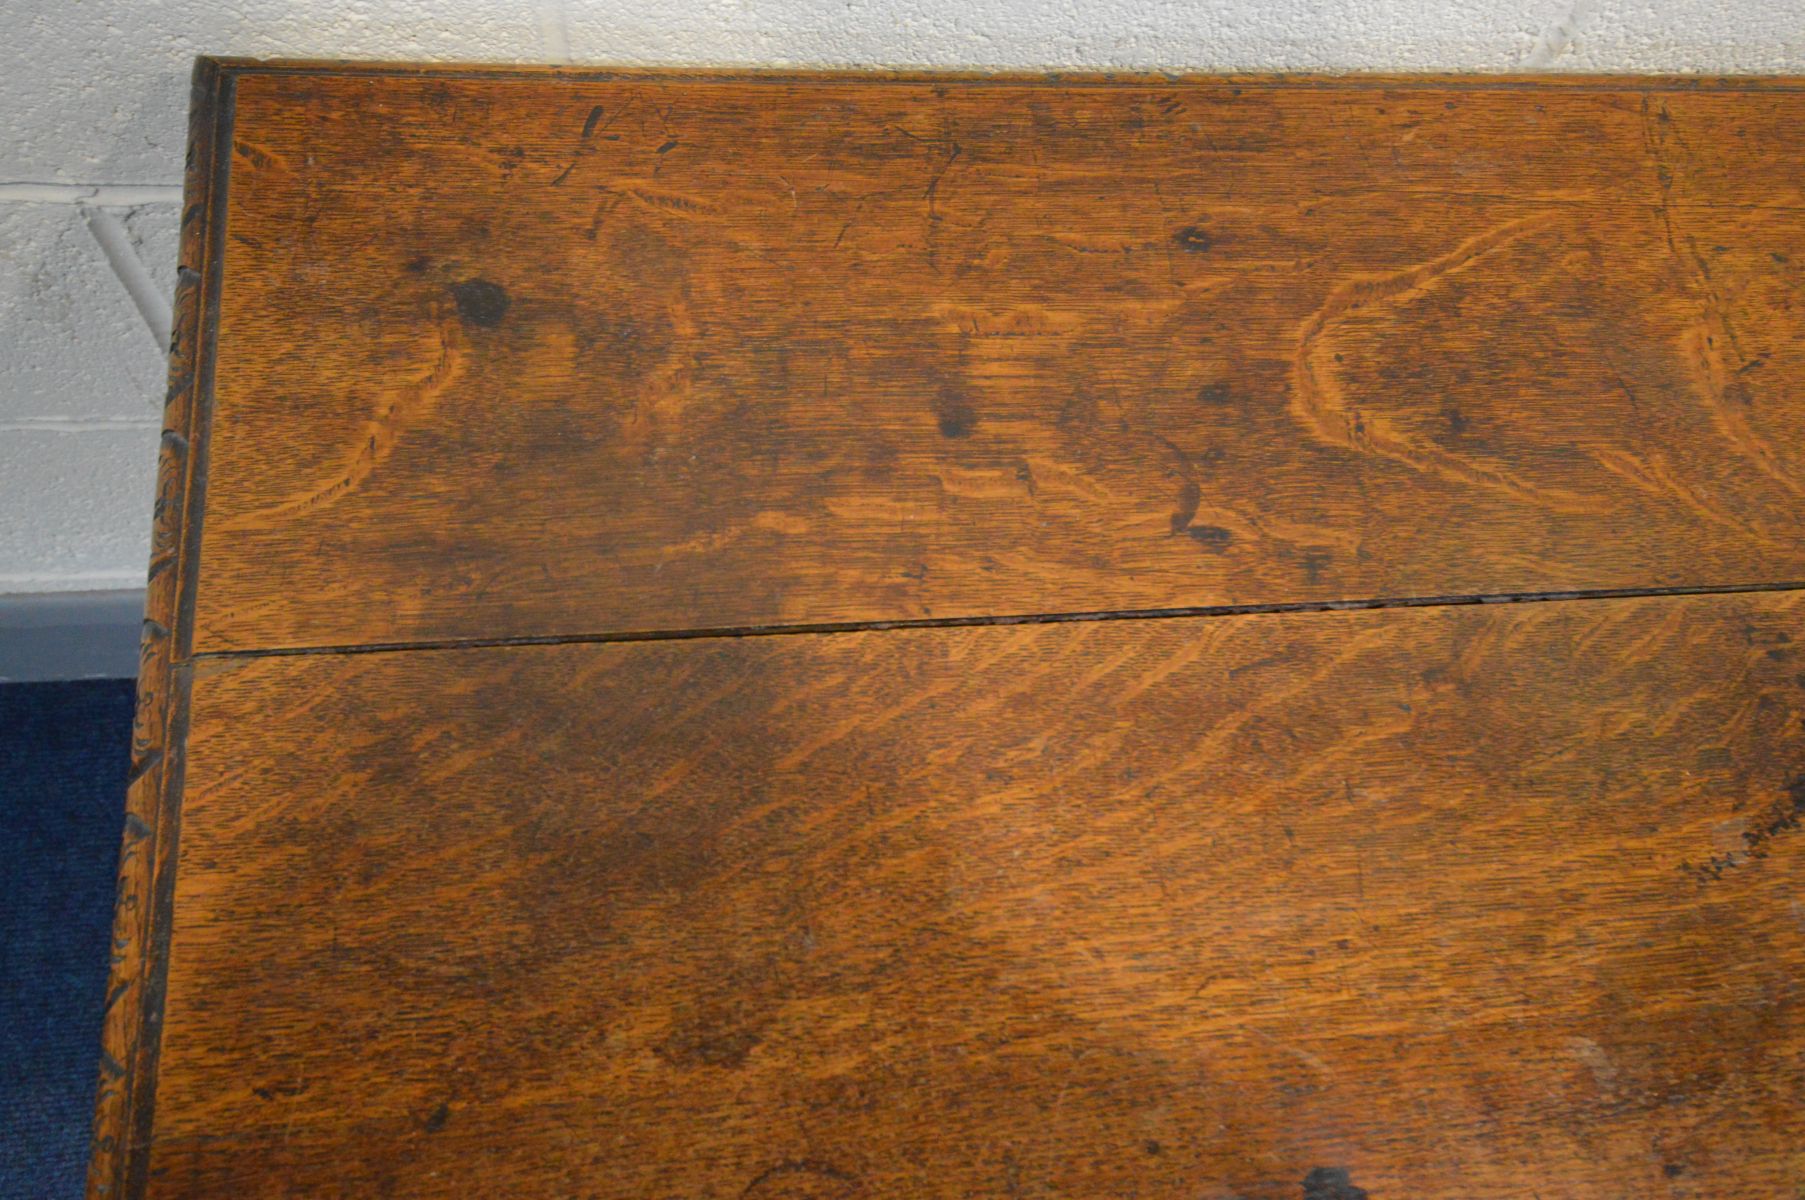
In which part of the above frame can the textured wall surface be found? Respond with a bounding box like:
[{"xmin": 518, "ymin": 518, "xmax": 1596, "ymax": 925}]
[{"xmin": 3, "ymin": 0, "xmax": 1803, "ymax": 593}]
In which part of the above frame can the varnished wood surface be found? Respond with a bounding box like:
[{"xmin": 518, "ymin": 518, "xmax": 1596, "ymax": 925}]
[
  {"xmin": 93, "ymin": 61, "xmax": 1805, "ymax": 1200},
  {"xmin": 196, "ymin": 70, "xmax": 1805, "ymax": 651},
  {"xmin": 142, "ymin": 591, "xmax": 1805, "ymax": 1199}
]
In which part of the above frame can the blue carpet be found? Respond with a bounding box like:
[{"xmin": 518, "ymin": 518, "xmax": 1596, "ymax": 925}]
[{"xmin": 0, "ymin": 679, "xmax": 136, "ymax": 1200}]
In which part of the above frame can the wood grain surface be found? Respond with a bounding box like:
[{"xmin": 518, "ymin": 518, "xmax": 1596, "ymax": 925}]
[
  {"xmin": 92, "ymin": 61, "xmax": 1805, "ymax": 1200},
  {"xmin": 142, "ymin": 590, "xmax": 1805, "ymax": 1199},
  {"xmin": 194, "ymin": 71, "xmax": 1805, "ymax": 652}
]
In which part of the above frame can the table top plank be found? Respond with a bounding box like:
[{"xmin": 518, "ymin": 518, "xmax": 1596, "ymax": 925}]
[
  {"xmin": 191, "ymin": 70, "xmax": 1805, "ymax": 652},
  {"xmin": 145, "ymin": 590, "xmax": 1805, "ymax": 1199}
]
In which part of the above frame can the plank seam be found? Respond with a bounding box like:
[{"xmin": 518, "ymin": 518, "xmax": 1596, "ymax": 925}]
[{"xmin": 188, "ymin": 580, "xmax": 1805, "ymax": 661}]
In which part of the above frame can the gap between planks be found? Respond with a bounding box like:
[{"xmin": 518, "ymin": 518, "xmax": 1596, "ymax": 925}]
[{"xmin": 186, "ymin": 579, "xmax": 1805, "ymax": 663}]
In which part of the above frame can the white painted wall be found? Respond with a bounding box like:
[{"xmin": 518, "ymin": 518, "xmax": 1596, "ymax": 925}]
[{"xmin": 5, "ymin": 0, "xmax": 1803, "ymax": 595}]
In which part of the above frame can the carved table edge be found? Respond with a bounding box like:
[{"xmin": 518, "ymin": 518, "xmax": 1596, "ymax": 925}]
[{"xmin": 86, "ymin": 55, "xmax": 232, "ymax": 1200}]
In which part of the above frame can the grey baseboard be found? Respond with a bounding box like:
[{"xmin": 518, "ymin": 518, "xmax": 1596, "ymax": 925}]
[{"xmin": 0, "ymin": 590, "xmax": 145, "ymax": 682}]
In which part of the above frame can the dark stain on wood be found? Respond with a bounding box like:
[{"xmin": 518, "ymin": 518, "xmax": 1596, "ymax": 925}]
[
  {"xmin": 1688, "ymin": 773, "xmax": 1805, "ymax": 881},
  {"xmin": 1302, "ymin": 1167, "xmax": 1369, "ymax": 1200},
  {"xmin": 449, "ymin": 279, "xmax": 509, "ymax": 327},
  {"xmin": 1187, "ymin": 523, "xmax": 1234, "ymax": 550},
  {"xmin": 1172, "ymin": 223, "xmax": 1215, "ymax": 253},
  {"xmin": 933, "ymin": 386, "xmax": 978, "ymax": 438},
  {"xmin": 1171, "ymin": 479, "xmax": 1203, "ymax": 533},
  {"xmin": 655, "ymin": 1026, "xmax": 763, "ymax": 1070}
]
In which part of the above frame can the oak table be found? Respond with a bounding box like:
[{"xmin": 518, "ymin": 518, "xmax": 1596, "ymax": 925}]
[{"xmin": 93, "ymin": 59, "xmax": 1805, "ymax": 1199}]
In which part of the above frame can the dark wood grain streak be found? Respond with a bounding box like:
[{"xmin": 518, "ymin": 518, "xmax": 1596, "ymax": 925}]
[
  {"xmin": 194, "ymin": 70, "xmax": 1805, "ymax": 652},
  {"xmin": 142, "ymin": 590, "xmax": 1805, "ymax": 1199},
  {"xmin": 86, "ymin": 58, "xmax": 230, "ymax": 1200}
]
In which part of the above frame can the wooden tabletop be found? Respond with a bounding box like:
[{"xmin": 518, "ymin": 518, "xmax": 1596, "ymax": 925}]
[{"xmin": 95, "ymin": 59, "xmax": 1805, "ymax": 1199}]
